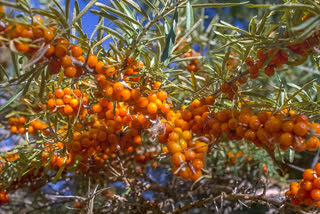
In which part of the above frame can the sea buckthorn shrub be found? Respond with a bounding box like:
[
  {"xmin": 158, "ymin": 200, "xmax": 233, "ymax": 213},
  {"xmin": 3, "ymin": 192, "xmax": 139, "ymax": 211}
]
[{"xmin": 1, "ymin": 1, "xmax": 320, "ymax": 213}]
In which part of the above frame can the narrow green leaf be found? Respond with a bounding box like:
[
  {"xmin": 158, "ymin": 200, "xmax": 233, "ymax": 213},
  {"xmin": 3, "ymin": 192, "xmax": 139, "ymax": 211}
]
[
  {"xmin": 102, "ymin": 26, "xmax": 128, "ymax": 44},
  {"xmin": 95, "ymin": 2, "xmax": 142, "ymax": 27},
  {"xmin": 23, "ymin": 70, "xmax": 41, "ymax": 95},
  {"xmin": 59, "ymin": 0, "xmax": 98, "ymax": 37},
  {"xmin": 74, "ymin": 0, "xmax": 81, "ymax": 27},
  {"xmin": 11, "ymin": 53, "xmax": 19, "ymax": 78},
  {"xmin": 179, "ymin": 2, "xmax": 249, "ymax": 8},
  {"xmin": 49, "ymin": 6, "xmax": 69, "ymax": 29},
  {"xmin": 97, "ymin": 16, "xmax": 104, "ymax": 41},
  {"xmin": 292, "ymin": 15, "xmax": 320, "ymax": 31},
  {"xmin": 65, "ymin": 0, "xmax": 71, "ymax": 21},
  {"xmin": 289, "ymin": 148, "xmax": 295, "ymax": 163},
  {"xmin": 52, "ymin": 0, "xmax": 64, "ymax": 15},
  {"xmin": 0, "ymin": 64, "xmax": 9, "ymax": 80},
  {"xmin": 247, "ymin": 4, "xmax": 271, "ymax": 8},
  {"xmin": 91, "ymin": 9, "xmax": 137, "ymax": 36},
  {"xmin": 0, "ymin": 89, "xmax": 23, "ymax": 112},
  {"xmin": 73, "ymin": 23, "xmax": 87, "ymax": 39},
  {"xmin": 140, "ymin": 0, "xmax": 155, "ymax": 10},
  {"xmin": 39, "ymin": 69, "xmax": 48, "ymax": 100},
  {"xmin": 161, "ymin": 8, "xmax": 178, "ymax": 63},
  {"xmin": 270, "ymin": 4, "xmax": 319, "ymax": 14},
  {"xmin": 186, "ymin": 1, "xmax": 194, "ymax": 31},
  {"xmin": 214, "ymin": 22, "xmax": 249, "ymax": 35},
  {"xmin": 122, "ymin": 0, "xmax": 149, "ymax": 18},
  {"xmin": 249, "ymin": 17, "xmax": 256, "ymax": 35},
  {"xmin": 90, "ymin": 15, "xmax": 105, "ymax": 41},
  {"xmin": 52, "ymin": 165, "xmax": 65, "ymax": 184}
]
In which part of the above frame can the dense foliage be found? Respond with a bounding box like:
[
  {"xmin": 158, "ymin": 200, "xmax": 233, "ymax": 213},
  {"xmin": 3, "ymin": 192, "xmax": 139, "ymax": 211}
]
[{"xmin": 1, "ymin": 0, "xmax": 320, "ymax": 213}]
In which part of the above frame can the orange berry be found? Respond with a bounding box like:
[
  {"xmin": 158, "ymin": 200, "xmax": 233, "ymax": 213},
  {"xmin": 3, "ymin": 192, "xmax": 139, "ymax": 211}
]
[
  {"xmin": 265, "ymin": 118, "xmax": 282, "ymax": 133},
  {"xmin": 205, "ymin": 96, "xmax": 215, "ymax": 105},
  {"xmin": 314, "ymin": 163, "xmax": 320, "ymax": 177},
  {"xmin": 113, "ymin": 82, "xmax": 124, "ymax": 94},
  {"xmin": 133, "ymin": 135, "xmax": 141, "ymax": 145},
  {"xmin": 73, "ymin": 89, "xmax": 82, "ymax": 98},
  {"xmin": 15, "ymin": 42, "xmax": 29, "ymax": 53},
  {"xmin": 54, "ymin": 45, "xmax": 68, "ymax": 58},
  {"xmin": 56, "ymin": 157, "xmax": 65, "ymax": 167},
  {"xmin": 182, "ymin": 130, "xmax": 192, "ymax": 141},
  {"xmin": 63, "ymin": 95, "xmax": 72, "ymax": 104},
  {"xmin": 293, "ymin": 122, "xmax": 308, "ymax": 136},
  {"xmin": 194, "ymin": 141, "xmax": 208, "ymax": 153},
  {"xmin": 311, "ymin": 123, "xmax": 320, "ymax": 134},
  {"xmin": 71, "ymin": 45, "xmax": 82, "ymax": 57},
  {"xmin": 311, "ymin": 189, "xmax": 320, "ymax": 200},
  {"xmin": 137, "ymin": 97, "xmax": 149, "ymax": 108},
  {"xmin": 295, "ymin": 114, "xmax": 308, "ymax": 123},
  {"xmin": 147, "ymin": 102, "xmax": 158, "ymax": 114},
  {"xmin": 92, "ymin": 104, "xmax": 102, "ymax": 113},
  {"xmin": 257, "ymin": 112, "xmax": 270, "ymax": 124},
  {"xmin": 192, "ymin": 159, "xmax": 203, "ymax": 170},
  {"xmin": 190, "ymin": 170, "xmax": 202, "ymax": 181},
  {"xmin": 148, "ymin": 93, "xmax": 157, "ymax": 102},
  {"xmin": 45, "ymin": 44, "xmax": 55, "ymax": 57},
  {"xmin": 244, "ymin": 129, "xmax": 256, "ymax": 141},
  {"xmin": 306, "ymin": 136, "xmax": 319, "ymax": 151},
  {"xmin": 153, "ymin": 81, "xmax": 162, "ymax": 89},
  {"xmin": 157, "ymin": 91, "xmax": 167, "ymax": 101},
  {"xmin": 249, "ymin": 116, "xmax": 260, "ymax": 130},
  {"xmin": 64, "ymin": 105, "xmax": 73, "ymax": 114},
  {"xmin": 131, "ymin": 89, "xmax": 141, "ymax": 101},
  {"xmin": 120, "ymin": 89, "xmax": 131, "ymax": 101},
  {"xmin": 281, "ymin": 120, "xmax": 294, "ymax": 132},
  {"xmin": 162, "ymin": 146, "xmax": 169, "ymax": 153},
  {"xmin": 18, "ymin": 116, "xmax": 26, "ymax": 124},
  {"xmin": 61, "ymin": 55, "xmax": 72, "ymax": 67},
  {"xmin": 63, "ymin": 87, "xmax": 72, "ymax": 95},
  {"xmin": 70, "ymin": 99, "xmax": 79, "ymax": 108},
  {"xmin": 55, "ymin": 89, "xmax": 64, "ymax": 98},
  {"xmin": 10, "ymin": 126, "xmax": 17, "ymax": 133},
  {"xmin": 303, "ymin": 169, "xmax": 315, "ymax": 181},
  {"xmin": 171, "ymin": 152, "xmax": 186, "ymax": 166},
  {"xmin": 33, "ymin": 15, "xmax": 44, "ymax": 24},
  {"xmin": 313, "ymin": 177, "xmax": 320, "ymax": 189},
  {"xmin": 178, "ymin": 166, "xmax": 191, "ymax": 179},
  {"xmin": 18, "ymin": 127, "xmax": 26, "ymax": 134},
  {"xmin": 238, "ymin": 113, "xmax": 250, "ymax": 124},
  {"xmin": 87, "ymin": 54, "xmax": 98, "ymax": 68},
  {"xmin": 64, "ymin": 66, "xmax": 76, "ymax": 78},
  {"xmin": 302, "ymin": 180, "xmax": 313, "ymax": 191},
  {"xmin": 168, "ymin": 142, "xmax": 183, "ymax": 154},
  {"xmin": 184, "ymin": 150, "xmax": 196, "ymax": 161},
  {"xmin": 44, "ymin": 29, "xmax": 54, "ymax": 40},
  {"xmin": 279, "ymin": 132, "xmax": 293, "ymax": 146}
]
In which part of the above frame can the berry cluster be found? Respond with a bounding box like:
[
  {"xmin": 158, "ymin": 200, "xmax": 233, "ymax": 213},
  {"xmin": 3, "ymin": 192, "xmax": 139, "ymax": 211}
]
[
  {"xmin": 184, "ymin": 50, "xmax": 201, "ymax": 72},
  {"xmin": 245, "ymin": 49, "xmax": 289, "ymax": 78},
  {"xmin": 158, "ymin": 98, "xmax": 320, "ymax": 180},
  {"xmin": 42, "ymin": 142, "xmax": 72, "ymax": 168},
  {"xmin": 286, "ymin": 163, "xmax": 320, "ymax": 207},
  {"xmin": 243, "ymin": 13, "xmax": 320, "ymax": 80},
  {"xmin": 47, "ymin": 87, "xmax": 88, "ymax": 115},
  {"xmin": 8, "ymin": 117, "xmax": 49, "ymax": 136},
  {"xmin": 8, "ymin": 116, "xmax": 27, "ymax": 134}
]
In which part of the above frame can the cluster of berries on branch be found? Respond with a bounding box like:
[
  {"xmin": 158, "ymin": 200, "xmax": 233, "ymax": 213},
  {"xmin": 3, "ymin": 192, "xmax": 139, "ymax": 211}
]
[{"xmin": 286, "ymin": 163, "xmax": 320, "ymax": 207}]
